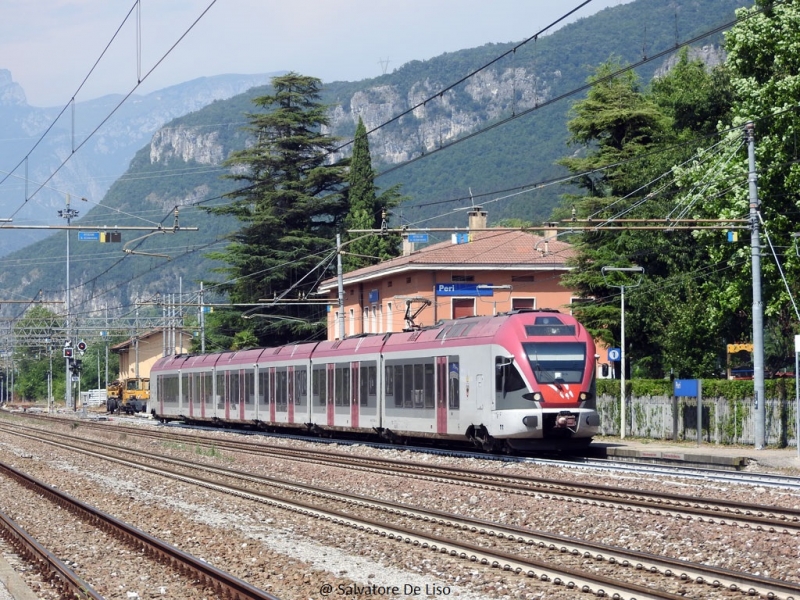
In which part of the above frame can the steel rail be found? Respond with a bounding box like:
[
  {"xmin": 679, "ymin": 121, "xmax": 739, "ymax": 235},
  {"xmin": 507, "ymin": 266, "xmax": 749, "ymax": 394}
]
[
  {"xmin": 0, "ymin": 508, "xmax": 104, "ymax": 600},
  {"xmin": 0, "ymin": 461, "xmax": 281, "ymax": 600},
  {"xmin": 4, "ymin": 421, "xmax": 799, "ymax": 599}
]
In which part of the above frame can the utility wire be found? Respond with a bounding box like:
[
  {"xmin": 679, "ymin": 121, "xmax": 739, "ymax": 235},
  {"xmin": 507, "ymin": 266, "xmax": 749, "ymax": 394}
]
[{"xmin": 0, "ymin": 0, "xmax": 219, "ymax": 222}]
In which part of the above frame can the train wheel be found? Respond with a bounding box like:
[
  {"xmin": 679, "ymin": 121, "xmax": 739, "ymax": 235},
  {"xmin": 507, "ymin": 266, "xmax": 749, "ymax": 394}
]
[{"xmin": 481, "ymin": 437, "xmax": 499, "ymax": 453}]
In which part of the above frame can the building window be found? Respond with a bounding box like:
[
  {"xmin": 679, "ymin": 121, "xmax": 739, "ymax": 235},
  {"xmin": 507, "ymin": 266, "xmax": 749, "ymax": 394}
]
[
  {"xmin": 349, "ymin": 308, "xmax": 355, "ymax": 337},
  {"xmin": 452, "ymin": 275, "xmax": 475, "ymax": 282},
  {"xmin": 386, "ymin": 302, "xmax": 393, "ymax": 333},
  {"xmin": 406, "ymin": 276, "xmax": 412, "ymax": 284},
  {"xmin": 569, "ymin": 296, "xmax": 593, "ymax": 316},
  {"xmin": 511, "ymin": 275, "xmax": 535, "ymax": 282},
  {"xmin": 387, "ymin": 281, "xmax": 393, "ymax": 288},
  {"xmin": 512, "ymin": 298, "xmax": 536, "ymax": 311},
  {"xmin": 452, "ymin": 298, "xmax": 475, "ymax": 319},
  {"xmin": 363, "ymin": 307, "xmax": 370, "ymax": 334}
]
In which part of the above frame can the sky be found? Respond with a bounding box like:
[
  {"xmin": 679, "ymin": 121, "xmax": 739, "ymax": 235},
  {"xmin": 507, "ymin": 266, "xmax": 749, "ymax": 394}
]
[{"xmin": 1, "ymin": 0, "xmax": 633, "ymax": 108}]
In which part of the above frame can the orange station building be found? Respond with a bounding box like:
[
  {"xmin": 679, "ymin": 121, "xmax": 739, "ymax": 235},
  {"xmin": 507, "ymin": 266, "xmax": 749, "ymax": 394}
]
[{"xmin": 317, "ymin": 208, "xmax": 584, "ymax": 341}]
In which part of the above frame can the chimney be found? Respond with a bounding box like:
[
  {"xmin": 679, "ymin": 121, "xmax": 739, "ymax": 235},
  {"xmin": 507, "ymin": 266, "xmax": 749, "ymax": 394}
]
[
  {"xmin": 539, "ymin": 222, "xmax": 559, "ymax": 256},
  {"xmin": 402, "ymin": 236, "xmax": 414, "ymax": 256},
  {"xmin": 468, "ymin": 207, "xmax": 487, "ymax": 230},
  {"xmin": 543, "ymin": 222, "xmax": 559, "ymax": 241}
]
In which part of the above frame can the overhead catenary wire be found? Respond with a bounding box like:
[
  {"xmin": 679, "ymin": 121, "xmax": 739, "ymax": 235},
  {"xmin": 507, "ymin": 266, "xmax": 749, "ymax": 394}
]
[
  {"xmin": 0, "ymin": 0, "xmax": 220, "ymax": 223},
  {"xmin": 6, "ymin": 1, "xmax": 792, "ymax": 332}
]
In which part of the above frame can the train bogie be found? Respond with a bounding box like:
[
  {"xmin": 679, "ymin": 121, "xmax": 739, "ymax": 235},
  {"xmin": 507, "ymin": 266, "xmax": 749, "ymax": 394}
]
[{"xmin": 151, "ymin": 310, "xmax": 600, "ymax": 453}]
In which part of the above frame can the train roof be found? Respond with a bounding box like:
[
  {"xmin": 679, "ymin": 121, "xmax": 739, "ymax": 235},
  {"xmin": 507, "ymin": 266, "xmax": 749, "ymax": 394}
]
[
  {"xmin": 312, "ymin": 334, "xmax": 386, "ymax": 358},
  {"xmin": 150, "ymin": 310, "xmax": 588, "ymax": 373}
]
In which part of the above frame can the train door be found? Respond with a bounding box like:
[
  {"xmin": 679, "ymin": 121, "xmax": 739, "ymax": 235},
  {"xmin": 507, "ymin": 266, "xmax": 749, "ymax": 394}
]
[
  {"xmin": 287, "ymin": 366, "xmax": 295, "ymax": 424},
  {"xmin": 243, "ymin": 368, "xmax": 255, "ymax": 420},
  {"xmin": 351, "ymin": 363, "xmax": 359, "ymax": 429},
  {"xmin": 215, "ymin": 370, "xmax": 226, "ymax": 419},
  {"xmin": 436, "ymin": 357, "xmax": 448, "ymax": 434},
  {"xmin": 238, "ymin": 370, "xmax": 246, "ymax": 420},
  {"xmin": 327, "ymin": 363, "xmax": 335, "ymax": 426},
  {"xmin": 187, "ymin": 372, "xmax": 194, "ymax": 418},
  {"xmin": 257, "ymin": 367, "xmax": 268, "ymax": 422},
  {"xmin": 269, "ymin": 367, "xmax": 276, "ymax": 423}
]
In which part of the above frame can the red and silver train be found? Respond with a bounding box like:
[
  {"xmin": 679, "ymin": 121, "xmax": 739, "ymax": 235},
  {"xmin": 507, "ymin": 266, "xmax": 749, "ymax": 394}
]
[{"xmin": 150, "ymin": 310, "xmax": 601, "ymax": 452}]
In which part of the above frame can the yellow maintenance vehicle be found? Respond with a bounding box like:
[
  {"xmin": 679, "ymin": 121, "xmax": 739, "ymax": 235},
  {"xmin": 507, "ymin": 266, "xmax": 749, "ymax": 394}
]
[{"xmin": 106, "ymin": 377, "xmax": 150, "ymax": 414}]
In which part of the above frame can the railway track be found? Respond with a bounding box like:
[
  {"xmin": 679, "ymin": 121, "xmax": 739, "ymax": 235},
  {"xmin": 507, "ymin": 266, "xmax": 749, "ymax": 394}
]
[
  {"xmin": 0, "ymin": 460, "xmax": 281, "ymax": 600},
  {"xmin": 1, "ymin": 418, "xmax": 799, "ymax": 599},
  {"xmin": 20, "ymin": 415, "xmax": 800, "ymax": 535}
]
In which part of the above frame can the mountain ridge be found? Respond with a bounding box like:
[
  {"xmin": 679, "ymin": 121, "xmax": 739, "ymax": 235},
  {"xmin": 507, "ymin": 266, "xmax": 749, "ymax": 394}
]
[{"xmin": 0, "ymin": 0, "xmax": 748, "ymax": 320}]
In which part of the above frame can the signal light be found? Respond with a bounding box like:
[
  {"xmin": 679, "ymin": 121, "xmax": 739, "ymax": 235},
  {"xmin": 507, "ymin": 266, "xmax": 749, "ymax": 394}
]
[
  {"xmin": 77, "ymin": 340, "xmax": 87, "ymax": 355},
  {"xmin": 63, "ymin": 347, "xmax": 73, "ymax": 358}
]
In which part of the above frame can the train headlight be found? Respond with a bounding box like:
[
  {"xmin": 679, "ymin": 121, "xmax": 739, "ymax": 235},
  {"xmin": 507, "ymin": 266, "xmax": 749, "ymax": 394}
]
[
  {"xmin": 532, "ymin": 392, "xmax": 543, "ymax": 402},
  {"xmin": 579, "ymin": 392, "xmax": 592, "ymax": 401}
]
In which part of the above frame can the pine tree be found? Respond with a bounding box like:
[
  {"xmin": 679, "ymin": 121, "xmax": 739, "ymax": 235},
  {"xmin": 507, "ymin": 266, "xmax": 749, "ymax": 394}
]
[
  {"xmin": 206, "ymin": 73, "xmax": 348, "ymax": 348},
  {"xmin": 342, "ymin": 117, "xmax": 403, "ymax": 272}
]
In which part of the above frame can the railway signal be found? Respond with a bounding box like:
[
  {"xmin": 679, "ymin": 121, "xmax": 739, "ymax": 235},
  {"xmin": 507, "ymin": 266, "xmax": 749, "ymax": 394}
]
[{"xmin": 77, "ymin": 340, "xmax": 87, "ymax": 355}]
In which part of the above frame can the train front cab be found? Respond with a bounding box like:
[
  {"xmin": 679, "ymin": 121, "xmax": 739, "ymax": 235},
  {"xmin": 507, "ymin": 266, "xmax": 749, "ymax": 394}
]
[{"xmin": 481, "ymin": 312, "xmax": 601, "ymax": 452}]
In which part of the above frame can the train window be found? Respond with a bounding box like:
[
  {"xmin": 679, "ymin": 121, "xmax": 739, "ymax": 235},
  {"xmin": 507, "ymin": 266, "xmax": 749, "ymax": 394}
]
[
  {"xmin": 448, "ymin": 360, "xmax": 460, "ymax": 409},
  {"xmin": 230, "ymin": 373, "xmax": 240, "ymax": 406},
  {"xmin": 160, "ymin": 374, "xmax": 179, "ymax": 407},
  {"xmin": 334, "ymin": 364, "xmax": 350, "ymax": 406},
  {"xmin": 276, "ymin": 369, "xmax": 288, "ymax": 410},
  {"xmin": 216, "ymin": 372, "xmax": 225, "ymax": 408},
  {"xmin": 181, "ymin": 374, "xmax": 189, "ymax": 406},
  {"xmin": 191, "ymin": 373, "xmax": 201, "ymax": 406},
  {"xmin": 524, "ymin": 342, "xmax": 586, "ymax": 384},
  {"xmin": 384, "ymin": 365, "xmax": 394, "ymax": 401},
  {"xmin": 203, "ymin": 373, "xmax": 213, "ymax": 408},
  {"xmin": 395, "ymin": 365, "xmax": 405, "ymax": 407},
  {"xmin": 404, "ymin": 364, "xmax": 414, "ymax": 407},
  {"xmin": 413, "ymin": 364, "xmax": 424, "ymax": 407},
  {"xmin": 313, "ymin": 367, "xmax": 326, "ymax": 406},
  {"xmin": 359, "ymin": 365, "xmax": 369, "ymax": 407},
  {"xmin": 258, "ymin": 370, "xmax": 269, "ymax": 408},
  {"xmin": 524, "ymin": 324, "xmax": 576, "ymax": 337},
  {"xmin": 495, "ymin": 357, "xmax": 526, "ymax": 394},
  {"xmin": 244, "ymin": 370, "xmax": 255, "ymax": 405},
  {"xmin": 295, "ymin": 368, "xmax": 307, "ymax": 405},
  {"xmin": 424, "ymin": 362, "xmax": 435, "ymax": 408}
]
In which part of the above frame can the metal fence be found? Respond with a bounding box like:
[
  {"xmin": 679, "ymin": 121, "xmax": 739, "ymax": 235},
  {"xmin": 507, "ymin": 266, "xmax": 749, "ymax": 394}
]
[{"xmin": 596, "ymin": 394, "xmax": 798, "ymax": 447}]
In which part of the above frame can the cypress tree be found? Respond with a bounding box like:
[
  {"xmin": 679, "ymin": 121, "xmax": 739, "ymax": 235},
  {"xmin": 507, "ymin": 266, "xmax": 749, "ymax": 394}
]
[{"xmin": 342, "ymin": 117, "xmax": 402, "ymax": 272}]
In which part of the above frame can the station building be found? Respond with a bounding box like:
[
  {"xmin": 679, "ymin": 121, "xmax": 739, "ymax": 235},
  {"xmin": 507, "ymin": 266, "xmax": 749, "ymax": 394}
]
[
  {"xmin": 316, "ymin": 208, "xmax": 583, "ymax": 341},
  {"xmin": 111, "ymin": 328, "xmax": 192, "ymax": 381}
]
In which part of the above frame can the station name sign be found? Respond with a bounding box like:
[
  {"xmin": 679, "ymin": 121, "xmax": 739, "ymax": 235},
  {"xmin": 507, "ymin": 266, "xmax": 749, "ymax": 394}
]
[{"xmin": 435, "ymin": 283, "xmax": 494, "ymax": 297}]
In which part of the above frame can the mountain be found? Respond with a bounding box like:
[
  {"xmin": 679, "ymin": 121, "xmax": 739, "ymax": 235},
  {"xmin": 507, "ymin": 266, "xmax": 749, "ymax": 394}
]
[
  {"xmin": 0, "ymin": 0, "xmax": 748, "ymax": 320},
  {"xmin": 0, "ymin": 70, "xmax": 281, "ymax": 255}
]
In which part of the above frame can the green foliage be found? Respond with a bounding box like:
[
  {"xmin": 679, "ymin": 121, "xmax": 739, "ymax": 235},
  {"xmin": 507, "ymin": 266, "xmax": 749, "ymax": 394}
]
[
  {"xmin": 598, "ymin": 377, "xmax": 796, "ymax": 401},
  {"xmin": 343, "ymin": 118, "xmax": 403, "ymax": 271},
  {"xmin": 205, "ymin": 73, "xmax": 349, "ymax": 347},
  {"xmin": 557, "ymin": 48, "xmax": 760, "ymax": 378}
]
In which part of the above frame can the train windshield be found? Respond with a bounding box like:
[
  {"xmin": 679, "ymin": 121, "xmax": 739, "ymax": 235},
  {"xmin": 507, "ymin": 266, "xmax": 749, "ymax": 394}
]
[{"xmin": 523, "ymin": 342, "xmax": 586, "ymax": 384}]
